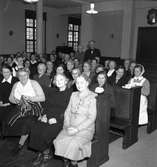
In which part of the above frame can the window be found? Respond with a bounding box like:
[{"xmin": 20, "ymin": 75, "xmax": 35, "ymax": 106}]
[
  {"xmin": 25, "ymin": 10, "xmax": 46, "ymax": 53},
  {"xmin": 67, "ymin": 17, "xmax": 81, "ymax": 51},
  {"xmin": 25, "ymin": 18, "xmax": 36, "ymax": 53}
]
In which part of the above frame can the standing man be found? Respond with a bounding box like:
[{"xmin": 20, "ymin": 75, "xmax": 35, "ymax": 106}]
[{"xmin": 84, "ymin": 40, "xmax": 101, "ymax": 62}]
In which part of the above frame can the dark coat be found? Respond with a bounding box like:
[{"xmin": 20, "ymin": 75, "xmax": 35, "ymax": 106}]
[
  {"xmin": 0, "ymin": 76, "xmax": 18, "ymax": 104},
  {"xmin": 84, "ymin": 48, "xmax": 101, "ymax": 62},
  {"xmin": 108, "ymin": 74, "xmax": 129, "ymax": 87},
  {"xmin": 33, "ymin": 74, "xmax": 51, "ymax": 88},
  {"xmin": 28, "ymin": 87, "xmax": 73, "ymax": 152}
]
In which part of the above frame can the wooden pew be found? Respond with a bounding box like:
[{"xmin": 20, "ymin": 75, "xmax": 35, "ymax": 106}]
[
  {"xmin": 110, "ymin": 87, "xmax": 141, "ymax": 149},
  {"xmin": 87, "ymin": 94, "xmax": 110, "ymax": 167},
  {"xmin": 147, "ymin": 82, "xmax": 157, "ymax": 133},
  {"xmin": 2, "ymin": 86, "xmax": 111, "ymax": 166}
]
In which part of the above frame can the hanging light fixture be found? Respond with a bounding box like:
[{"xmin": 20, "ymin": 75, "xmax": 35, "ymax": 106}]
[
  {"xmin": 86, "ymin": 3, "xmax": 98, "ymax": 14},
  {"xmin": 24, "ymin": 0, "xmax": 39, "ymax": 3}
]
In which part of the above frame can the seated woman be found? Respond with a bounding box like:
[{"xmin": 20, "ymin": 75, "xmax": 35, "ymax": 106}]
[
  {"xmin": 0, "ymin": 64, "xmax": 18, "ymax": 134},
  {"xmin": 66, "ymin": 60, "xmax": 74, "ymax": 81},
  {"xmin": 123, "ymin": 64, "xmax": 150, "ymax": 125},
  {"xmin": 108, "ymin": 66, "xmax": 130, "ymax": 87},
  {"xmin": 68, "ymin": 68, "xmax": 81, "ymax": 91},
  {"xmin": 33, "ymin": 63, "xmax": 51, "ymax": 87},
  {"xmin": 50, "ymin": 64, "xmax": 66, "ymax": 87},
  {"xmin": 82, "ymin": 62, "xmax": 95, "ymax": 82},
  {"xmin": 90, "ymin": 71, "xmax": 115, "ymax": 107},
  {"xmin": 54, "ymin": 74, "xmax": 97, "ymax": 167},
  {"xmin": 28, "ymin": 74, "xmax": 72, "ymax": 166},
  {"xmin": 9, "ymin": 68, "xmax": 45, "ymax": 154},
  {"xmin": 91, "ymin": 65, "xmax": 105, "ymax": 85}
]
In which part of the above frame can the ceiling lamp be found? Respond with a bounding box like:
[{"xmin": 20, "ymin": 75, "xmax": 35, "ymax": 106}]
[
  {"xmin": 86, "ymin": 3, "xmax": 98, "ymax": 15},
  {"xmin": 24, "ymin": 0, "xmax": 39, "ymax": 3}
]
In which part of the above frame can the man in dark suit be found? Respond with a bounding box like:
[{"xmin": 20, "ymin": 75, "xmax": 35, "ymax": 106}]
[{"xmin": 84, "ymin": 40, "xmax": 101, "ymax": 62}]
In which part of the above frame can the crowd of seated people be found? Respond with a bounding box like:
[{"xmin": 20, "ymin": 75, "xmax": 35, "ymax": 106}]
[{"xmin": 0, "ymin": 42, "xmax": 151, "ymax": 167}]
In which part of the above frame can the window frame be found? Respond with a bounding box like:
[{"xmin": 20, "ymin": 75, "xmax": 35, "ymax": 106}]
[
  {"xmin": 67, "ymin": 17, "xmax": 81, "ymax": 51},
  {"xmin": 25, "ymin": 10, "xmax": 47, "ymax": 54}
]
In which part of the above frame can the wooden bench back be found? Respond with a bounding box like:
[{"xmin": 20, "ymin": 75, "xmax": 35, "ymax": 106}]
[
  {"xmin": 112, "ymin": 87, "xmax": 141, "ymax": 123},
  {"xmin": 148, "ymin": 83, "xmax": 157, "ymax": 110},
  {"xmin": 87, "ymin": 93, "xmax": 110, "ymax": 167}
]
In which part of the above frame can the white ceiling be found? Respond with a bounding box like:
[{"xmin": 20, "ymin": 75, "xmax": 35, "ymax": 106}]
[
  {"xmin": 42, "ymin": 0, "xmax": 118, "ymax": 8},
  {"xmin": 21, "ymin": 0, "xmax": 156, "ymax": 9}
]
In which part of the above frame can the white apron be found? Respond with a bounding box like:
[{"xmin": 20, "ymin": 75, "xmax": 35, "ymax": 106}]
[{"xmin": 128, "ymin": 77, "xmax": 148, "ymax": 125}]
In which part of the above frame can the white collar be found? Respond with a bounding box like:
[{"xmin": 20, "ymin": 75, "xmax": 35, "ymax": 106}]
[
  {"xmin": 107, "ymin": 69, "xmax": 115, "ymax": 77},
  {"xmin": 2, "ymin": 75, "xmax": 12, "ymax": 84},
  {"xmin": 31, "ymin": 60, "xmax": 37, "ymax": 64},
  {"xmin": 108, "ymin": 69, "xmax": 115, "ymax": 72},
  {"xmin": 134, "ymin": 76, "xmax": 144, "ymax": 80}
]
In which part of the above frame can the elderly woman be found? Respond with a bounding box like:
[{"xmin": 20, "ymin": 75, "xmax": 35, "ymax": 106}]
[
  {"xmin": 33, "ymin": 63, "xmax": 51, "ymax": 87},
  {"xmin": 9, "ymin": 68, "xmax": 45, "ymax": 154},
  {"xmin": 124, "ymin": 64, "xmax": 150, "ymax": 125},
  {"xmin": 54, "ymin": 74, "xmax": 97, "ymax": 167}
]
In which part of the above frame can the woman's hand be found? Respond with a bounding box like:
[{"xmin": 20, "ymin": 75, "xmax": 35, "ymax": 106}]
[
  {"xmin": 0, "ymin": 101, "xmax": 10, "ymax": 107},
  {"xmin": 14, "ymin": 97, "xmax": 20, "ymax": 104},
  {"xmin": 95, "ymin": 87, "xmax": 104, "ymax": 94},
  {"xmin": 2, "ymin": 103, "xmax": 10, "ymax": 107},
  {"xmin": 48, "ymin": 118, "xmax": 57, "ymax": 125},
  {"xmin": 67, "ymin": 127, "xmax": 79, "ymax": 136},
  {"xmin": 40, "ymin": 114, "xmax": 48, "ymax": 123},
  {"xmin": 23, "ymin": 95, "xmax": 32, "ymax": 101}
]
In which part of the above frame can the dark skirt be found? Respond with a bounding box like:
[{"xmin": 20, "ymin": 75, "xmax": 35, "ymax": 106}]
[
  {"xmin": 8, "ymin": 101, "xmax": 43, "ymax": 127},
  {"xmin": 0, "ymin": 105, "xmax": 17, "ymax": 124},
  {"xmin": 0, "ymin": 105, "xmax": 37, "ymax": 137},
  {"xmin": 29, "ymin": 121, "xmax": 62, "ymax": 152}
]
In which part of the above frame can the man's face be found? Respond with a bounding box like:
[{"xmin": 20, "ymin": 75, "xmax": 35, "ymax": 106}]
[{"xmin": 89, "ymin": 41, "xmax": 95, "ymax": 49}]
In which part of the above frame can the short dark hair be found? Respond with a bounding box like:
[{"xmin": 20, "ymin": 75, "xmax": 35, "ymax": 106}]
[{"xmin": 2, "ymin": 64, "xmax": 13, "ymax": 72}]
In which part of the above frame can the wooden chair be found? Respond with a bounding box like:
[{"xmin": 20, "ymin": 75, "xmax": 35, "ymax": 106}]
[{"xmin": 110, "ymin": 87, "xmax": 141, "ymax": 149}]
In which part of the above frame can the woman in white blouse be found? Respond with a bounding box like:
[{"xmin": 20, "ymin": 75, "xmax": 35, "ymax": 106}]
[{"xmin": 9, "ymin": 68, "xmax": 45, "ymax": 155}]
